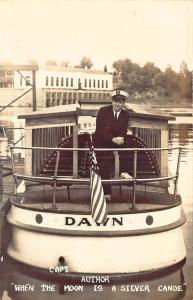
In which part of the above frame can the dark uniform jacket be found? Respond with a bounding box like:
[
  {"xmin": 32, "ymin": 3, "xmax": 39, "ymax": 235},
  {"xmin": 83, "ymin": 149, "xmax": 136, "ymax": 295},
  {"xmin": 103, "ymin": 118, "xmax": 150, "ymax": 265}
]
[{"xmin": 94, "ymin": 105, "xmax": 129, "ymax": 147}]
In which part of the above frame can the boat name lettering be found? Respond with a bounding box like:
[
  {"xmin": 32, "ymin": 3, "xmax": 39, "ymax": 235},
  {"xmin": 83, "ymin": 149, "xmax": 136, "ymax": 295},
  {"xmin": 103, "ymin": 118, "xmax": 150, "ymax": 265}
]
[{"xmin": 64, "ymin": 216, "xmax": 123, "ymax": 226}]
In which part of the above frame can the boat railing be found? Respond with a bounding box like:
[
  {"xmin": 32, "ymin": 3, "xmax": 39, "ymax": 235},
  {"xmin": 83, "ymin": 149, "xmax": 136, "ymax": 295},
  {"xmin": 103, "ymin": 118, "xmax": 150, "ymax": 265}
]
[{"xmin": 9, "ymin": 145, "xmax": 182, "ymax": 209}]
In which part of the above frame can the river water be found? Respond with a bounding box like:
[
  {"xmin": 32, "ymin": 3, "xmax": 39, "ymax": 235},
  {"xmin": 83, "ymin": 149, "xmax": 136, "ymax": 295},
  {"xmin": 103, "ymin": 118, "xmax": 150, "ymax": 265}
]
[{"xmin": 0, "ymin": 123, "xmax": 192, "ymax": 300}]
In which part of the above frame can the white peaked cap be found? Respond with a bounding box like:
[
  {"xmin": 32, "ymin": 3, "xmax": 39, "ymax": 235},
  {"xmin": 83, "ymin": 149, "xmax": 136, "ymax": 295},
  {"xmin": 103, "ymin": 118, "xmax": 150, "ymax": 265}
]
[{"xmin": 110, "ymin": 90, "xmax": 129, "ymax": 98}]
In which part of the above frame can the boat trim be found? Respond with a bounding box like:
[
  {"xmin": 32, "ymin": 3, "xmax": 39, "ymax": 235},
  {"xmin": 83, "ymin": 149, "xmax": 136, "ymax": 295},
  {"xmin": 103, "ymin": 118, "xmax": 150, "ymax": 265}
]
[{"xmin": 7, "ymin": 213, "xmax": 186, "ymax": 237}]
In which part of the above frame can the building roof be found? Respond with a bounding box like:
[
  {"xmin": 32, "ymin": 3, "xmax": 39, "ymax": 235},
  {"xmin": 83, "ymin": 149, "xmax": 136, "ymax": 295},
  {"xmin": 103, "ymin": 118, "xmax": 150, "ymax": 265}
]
[
  {"xmin": 39, "ymin": 65, "xmax": 111, "ymax": 75},
  {"xmin": 18, "ymin": 102, "xmax": 175, "ymax": 121}
]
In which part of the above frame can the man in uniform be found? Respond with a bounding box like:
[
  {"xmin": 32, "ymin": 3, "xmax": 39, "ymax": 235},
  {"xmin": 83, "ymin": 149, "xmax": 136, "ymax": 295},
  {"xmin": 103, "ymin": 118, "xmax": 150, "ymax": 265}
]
[{"xmin": 94, "ymin": 89, "xmax": 132, "ymax": 201}]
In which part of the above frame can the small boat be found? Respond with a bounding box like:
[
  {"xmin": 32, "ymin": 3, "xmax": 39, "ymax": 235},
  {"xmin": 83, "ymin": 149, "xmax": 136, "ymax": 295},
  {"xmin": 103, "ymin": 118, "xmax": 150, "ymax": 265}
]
[{"xmin": 4, "ymin": 102, "xmax": 186, "ymax": 276}]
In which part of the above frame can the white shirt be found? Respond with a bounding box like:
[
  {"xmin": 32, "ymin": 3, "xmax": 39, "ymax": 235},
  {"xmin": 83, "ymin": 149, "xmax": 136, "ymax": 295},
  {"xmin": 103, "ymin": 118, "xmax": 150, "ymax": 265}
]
[{"xmin": 113, "ymin": 109, "xmax": 121, "ymax": 119}]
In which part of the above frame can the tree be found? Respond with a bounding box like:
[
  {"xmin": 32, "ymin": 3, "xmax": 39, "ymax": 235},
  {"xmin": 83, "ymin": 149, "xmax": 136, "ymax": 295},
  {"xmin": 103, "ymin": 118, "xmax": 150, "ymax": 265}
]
[
  {"xmin": 60, "ymin": 59, "xmax": 69, "ymax": 67},
  {"xmin": 178, "ymin": 61, "xmax": 192, "ymax": 98},
  {"xmin": 79, "ymin": 57, "xmax": 93, "ymax": 69},
  {"xmin": 104, "ymin": 65, "xmax": 108, "ymax": 72},
  {"xmin": 46, "ymin": 60, "xmax": 58, "ymax": 66},
  {"xmin": 164, "ymin": 65, "xmax": 179, "ymax": 96},
  {"xmin": 27, "ymin": 59, "xmax": 38, "ymax": 65}
]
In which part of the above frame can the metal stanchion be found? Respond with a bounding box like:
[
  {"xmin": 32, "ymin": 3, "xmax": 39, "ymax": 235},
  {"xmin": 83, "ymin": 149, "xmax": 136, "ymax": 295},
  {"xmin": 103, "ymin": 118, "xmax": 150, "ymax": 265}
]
[
  {"xmin": 174, "ymin": 147, "xmax": 182, "ymax": 200},
  {"xmin": 52, "ymin": 150, "xmax": 60, "ymax": 209},
  {"xmin": 131, "ymin": 150, "xmax": 137, "ymax": 210}
]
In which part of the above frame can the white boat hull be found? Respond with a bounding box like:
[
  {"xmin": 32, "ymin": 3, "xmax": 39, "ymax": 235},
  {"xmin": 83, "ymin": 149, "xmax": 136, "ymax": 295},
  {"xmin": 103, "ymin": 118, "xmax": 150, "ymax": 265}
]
[{"xmin": 7, "ymin": 203, "xmax": 186, "ymax": 274}]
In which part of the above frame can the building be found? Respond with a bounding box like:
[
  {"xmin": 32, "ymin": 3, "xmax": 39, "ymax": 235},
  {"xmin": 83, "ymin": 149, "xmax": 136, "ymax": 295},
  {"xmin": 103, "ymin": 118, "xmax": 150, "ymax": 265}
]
[
  {"xmin": 0, "ymin": 65, "xmax": 113, "ymax": 146},
  {"xmin": 5, "ymin": 65, "xmax": 113, "ymax": 108}
]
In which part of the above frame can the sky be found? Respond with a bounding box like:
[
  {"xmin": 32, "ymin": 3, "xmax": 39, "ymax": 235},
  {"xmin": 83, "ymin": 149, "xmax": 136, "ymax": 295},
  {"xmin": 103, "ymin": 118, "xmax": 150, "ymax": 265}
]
[{"xmin": 0, "ymin": 0, "xmax": 192, "ymax": 72}]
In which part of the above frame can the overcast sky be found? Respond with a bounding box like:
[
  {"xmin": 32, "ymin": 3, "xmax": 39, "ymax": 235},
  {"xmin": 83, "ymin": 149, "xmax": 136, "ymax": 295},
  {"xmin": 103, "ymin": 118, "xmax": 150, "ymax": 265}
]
[{"xmin": 0, "ymin": 0, "xmax": 192, "ymax": 71}]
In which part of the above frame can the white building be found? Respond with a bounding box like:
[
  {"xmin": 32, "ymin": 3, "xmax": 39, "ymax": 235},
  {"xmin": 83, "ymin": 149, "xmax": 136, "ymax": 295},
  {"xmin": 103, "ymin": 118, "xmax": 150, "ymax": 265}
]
[{"xmin": 13, "ymin": 65, "xmax": 113, "ymax": 108}]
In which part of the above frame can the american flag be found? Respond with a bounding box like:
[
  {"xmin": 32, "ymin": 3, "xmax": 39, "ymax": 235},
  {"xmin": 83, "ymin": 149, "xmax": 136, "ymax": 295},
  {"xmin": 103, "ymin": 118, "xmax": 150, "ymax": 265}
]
[{"xmin": 89, "ymin": 140, "xmax": 107, "ymax": 224}]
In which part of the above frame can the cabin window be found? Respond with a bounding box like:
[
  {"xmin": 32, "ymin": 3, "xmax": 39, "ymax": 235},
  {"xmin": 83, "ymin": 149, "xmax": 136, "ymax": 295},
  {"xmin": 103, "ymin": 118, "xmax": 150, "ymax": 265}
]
[
  {"xmin": 106, "ymin": 80, "xmax": 108, "ymax": 88},
  {"xmin": 51, "ymin": 77, "xmax": 54, "ymax": 86},
  {"xmin": 46, "ymin": 76, "xmax": 49, "ymax": 86}
]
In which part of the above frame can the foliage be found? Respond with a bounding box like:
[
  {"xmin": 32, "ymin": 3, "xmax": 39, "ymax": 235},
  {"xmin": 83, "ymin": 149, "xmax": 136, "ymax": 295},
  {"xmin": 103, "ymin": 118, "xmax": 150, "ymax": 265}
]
[
  {"xmin": 78, "ymin": 56, "xmax": 93, "ymax": 69},
  {"xmin": 113, "ymin": 59, "xmax": 192, "ymax": 99}
]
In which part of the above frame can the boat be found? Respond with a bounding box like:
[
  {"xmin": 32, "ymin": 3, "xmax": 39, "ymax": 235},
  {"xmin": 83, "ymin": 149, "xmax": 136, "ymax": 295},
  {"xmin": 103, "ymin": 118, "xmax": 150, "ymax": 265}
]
[{"xmin": 2, "ymin": 100, "xmax": 186, "ymax": 277}]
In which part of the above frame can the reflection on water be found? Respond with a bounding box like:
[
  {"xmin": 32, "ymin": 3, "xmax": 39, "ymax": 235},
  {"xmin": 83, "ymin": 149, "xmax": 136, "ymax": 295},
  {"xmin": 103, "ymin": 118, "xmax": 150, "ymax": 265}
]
[{"xmin": 0, "ymin": 124, "xmax": 193, "ymax": 300}]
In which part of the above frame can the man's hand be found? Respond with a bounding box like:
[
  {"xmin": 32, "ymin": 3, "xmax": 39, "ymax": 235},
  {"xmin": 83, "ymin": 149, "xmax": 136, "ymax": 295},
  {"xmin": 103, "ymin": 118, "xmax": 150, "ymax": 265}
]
[{"xmin": 112, "ymin": 137, "xmax": 124, "ymax": 145}]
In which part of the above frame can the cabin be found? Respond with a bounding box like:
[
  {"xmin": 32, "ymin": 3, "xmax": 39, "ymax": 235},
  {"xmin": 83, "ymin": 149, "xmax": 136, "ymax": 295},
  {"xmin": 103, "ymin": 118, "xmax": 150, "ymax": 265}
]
[{"xmin": 15, "ymin": 100, "xmax": 175, "ymax": 199}]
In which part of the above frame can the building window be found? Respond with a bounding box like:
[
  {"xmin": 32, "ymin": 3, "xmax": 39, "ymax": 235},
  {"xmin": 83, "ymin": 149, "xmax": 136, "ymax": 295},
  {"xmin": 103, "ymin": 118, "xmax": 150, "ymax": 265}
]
[
  {"xmin": 89, "ymin": 79, "xmax": 91, "ymax": 88},
  {"xmin": 52, "ymin": 92, "xmax": 56, "ymax": 106},
  {"xmin": 66, "ymin": 78, "xmax": 69, "ymax": 87},
  {"xmin": 98, "ymin": 80, "xmax": 100, "ymax": 88},
  {"xmin": 56, "ymin": 77, "xmax": 59, "ymax": 86},
  {"xmin": 106, "ymin": 80, "xmax": 108, "ymax": 88},
  {"xmin": 71, "ymin": 78, "xmax": 73, "ymax": 87},
  {"xmin": 102, "ymin": 80, "xmax": 104, "ymax": 88},
  {"xmin": 57, "ymin": 92, "xmax": 61, "ymax": 105},
  {"xmin": 46, "ymin": 76, "xmax": 49, "ymax": 86},
  {"xmin": 84, "ymin": 79, "xmax": 87, "ymax": 88},
  {"xmin": 46, "ymin": 99, "xmax": 50, "ymax": 107},
  {"xmin": 61, "ymin": 77, "xmax": 64, "ymax": 86},
  {"xmin": 46, "ymin": 92, "xmax": 50, "ymax": 107},
  {"xmin": 78, "ymin": 79, "xmax": 82, "ymax": 89},
  {"xmin": 73, "ymin": 92, "xmax": 77, "ymax": 101},
  {"xmin": 93, "ymin": 79, "xmax": 95, "ymax": 88},
  {"xmin": 63, "ymin": 92, "xmax": 67, "ymax": 100},
  {"xmin": 51, "ymin": 77, "xmax": 54, "ymax": 86},
  {"xmin": 25, "ymin": 76, "xmax": 31, "ymax": 86}
]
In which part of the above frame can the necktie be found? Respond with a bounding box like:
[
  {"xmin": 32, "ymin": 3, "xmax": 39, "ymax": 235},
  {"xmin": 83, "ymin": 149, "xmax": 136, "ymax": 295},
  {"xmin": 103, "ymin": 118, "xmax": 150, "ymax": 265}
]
[{"xmin": 115, "ymin": 112, "xmax": 118, "ymax": 120}]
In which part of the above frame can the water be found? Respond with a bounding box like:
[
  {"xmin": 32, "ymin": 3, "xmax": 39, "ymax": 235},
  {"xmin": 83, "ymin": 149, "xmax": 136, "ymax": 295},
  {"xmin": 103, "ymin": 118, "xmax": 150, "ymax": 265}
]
[{"xmin": 0, "ymin": 124, "xmax": 193, "ymax": 300}]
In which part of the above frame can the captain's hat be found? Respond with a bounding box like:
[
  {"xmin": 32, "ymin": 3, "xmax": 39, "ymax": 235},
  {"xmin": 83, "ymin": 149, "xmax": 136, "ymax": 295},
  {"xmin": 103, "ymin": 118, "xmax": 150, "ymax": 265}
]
[{"xmin": 110, "ymin": 90, "xmax": 129, "ymax": 100}]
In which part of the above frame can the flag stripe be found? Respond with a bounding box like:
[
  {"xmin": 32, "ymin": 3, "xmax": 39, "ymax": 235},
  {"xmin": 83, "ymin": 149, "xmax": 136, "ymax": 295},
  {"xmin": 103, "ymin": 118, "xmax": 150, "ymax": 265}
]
[{"xmin": 89, "ymin": 139, "xmax": 107, "ymax": 224}]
